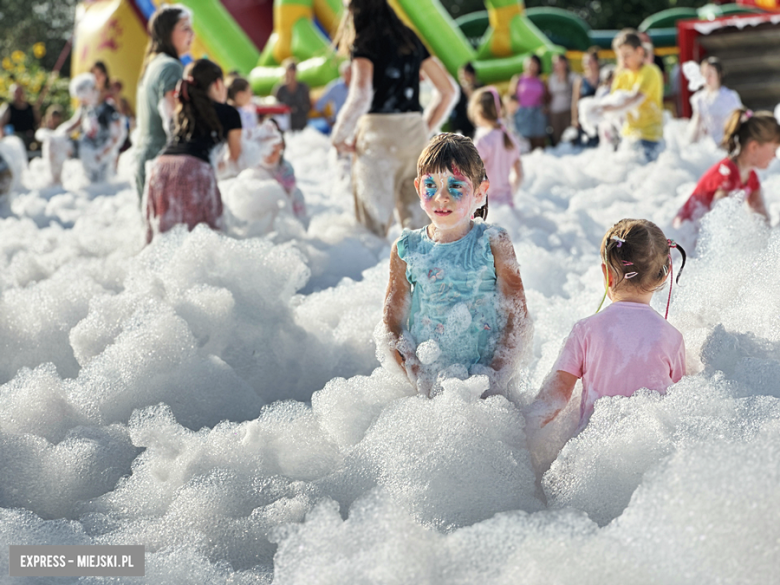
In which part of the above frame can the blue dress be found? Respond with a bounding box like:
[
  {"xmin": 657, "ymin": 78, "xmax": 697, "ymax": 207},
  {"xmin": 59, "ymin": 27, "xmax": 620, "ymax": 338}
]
[{"xmin": 397, "ymin": 221, "xmax": 505, "ymax": 369}]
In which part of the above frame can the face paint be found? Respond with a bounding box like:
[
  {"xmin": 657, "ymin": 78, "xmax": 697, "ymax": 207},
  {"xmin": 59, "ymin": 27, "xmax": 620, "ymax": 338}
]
[
  {"xmin": 422, "ymin": 174, "xmax": 437, "ymax": 200},
  {"xmin": 417, "ymin": 168, "xmax": 480, "ymax": 242}
]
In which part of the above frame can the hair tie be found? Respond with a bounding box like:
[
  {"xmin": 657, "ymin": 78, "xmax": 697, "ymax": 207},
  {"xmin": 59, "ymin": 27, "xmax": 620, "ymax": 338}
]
[
  {"xmin": 744, "ymin": 109, "xmax": 753, "ymax": 120},
  {"xmin": 611, "ymin": 235, "xmax": 625, "ymax": 247},
  {"xmin": 664, "ymin": 238, "xmax": 687, "ymax": 320},
  {"xmin": 175, "ymin": 79, "xmax": 190, "ymax": 103},
  {"xmin": 624, "ymin": 272, "xmax": 638, "ymax": 279}
]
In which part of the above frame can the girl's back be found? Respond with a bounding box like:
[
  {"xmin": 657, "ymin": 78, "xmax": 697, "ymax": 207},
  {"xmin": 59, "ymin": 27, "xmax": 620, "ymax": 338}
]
[
  {"xmin": 473, "ymin": 126, "xmax": 519, "ymax": 204},
  {"xmin": 556, "ymin": 301, "xmax": 684, "ymax": 430}
]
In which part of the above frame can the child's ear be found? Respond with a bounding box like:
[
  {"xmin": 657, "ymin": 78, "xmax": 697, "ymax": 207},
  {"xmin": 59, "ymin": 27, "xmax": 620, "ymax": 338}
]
[
  {"xmin": 601, "ymin": 263, "xmax": 613, "ymax": 288},
  {"xmin": 477, "ymin": 179, "xmax": 489, "ymax": 202},
  {"xmin": 413, "ymin": 177, "xmax": 420, "ymax": 193}
]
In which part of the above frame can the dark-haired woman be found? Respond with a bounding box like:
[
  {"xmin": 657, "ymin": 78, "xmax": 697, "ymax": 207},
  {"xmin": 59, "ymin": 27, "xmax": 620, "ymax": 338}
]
[
  {"xmin": 331, "ymin": 0, "xmax": 458, "ymax": 237},
  {"xmin": 143, "ymin": 59, "xmax": 242, "ymax": 243},
  {"xmin": 135, "ymin": 4, "xmax": 193, "ymax": 197},
  {"xmin": 510, "ymin": 55, "xmax": 548, "ymax": 151}
]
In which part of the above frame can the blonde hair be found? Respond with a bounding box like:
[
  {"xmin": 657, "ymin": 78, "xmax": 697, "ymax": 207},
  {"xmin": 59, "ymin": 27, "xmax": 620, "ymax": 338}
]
[
  {"xmin": 722, "ymin": 108, "xmax": 780, "ymax": 155},
  {"xmin": 417, "ymin": 133, "xmax": 488, "ymax": 219},
  {"xmin": 601, "ymin": 219, "xmax": 678, "ymax": 293},
  {"xmin": 467, "ymin": 87, "xmax": 514, "ymax": 150}
]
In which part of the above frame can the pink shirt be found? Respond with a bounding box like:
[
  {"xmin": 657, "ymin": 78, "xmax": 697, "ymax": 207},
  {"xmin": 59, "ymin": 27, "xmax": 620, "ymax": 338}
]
[
  {"xmin": 554, "ymin": 302, "xmax": 685, "ymax": 431},
  {"xmin": 474, "ymin": 126, "xmax": 520, "ymax": 206},
  {"xmin": 516, "ymin": 75, "xmax": 546, "ymax": 108}
]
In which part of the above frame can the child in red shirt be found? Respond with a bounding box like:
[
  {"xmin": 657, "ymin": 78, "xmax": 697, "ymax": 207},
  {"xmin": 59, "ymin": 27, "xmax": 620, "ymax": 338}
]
[{"xmin": 674, "ymin": 108, "xmax": 780, "ymax": 226}]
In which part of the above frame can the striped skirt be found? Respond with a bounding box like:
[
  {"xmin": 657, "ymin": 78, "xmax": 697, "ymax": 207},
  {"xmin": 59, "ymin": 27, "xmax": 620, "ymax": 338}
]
[{"xmin": 143, "ymin": 154, "xmax": 223, "ymax": 243}]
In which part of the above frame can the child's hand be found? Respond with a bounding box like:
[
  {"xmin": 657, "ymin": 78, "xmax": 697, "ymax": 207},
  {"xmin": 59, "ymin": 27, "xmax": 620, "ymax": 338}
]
[{"xmin": 332, "ymin": 140, "xmax": 356, "ymax": 154}]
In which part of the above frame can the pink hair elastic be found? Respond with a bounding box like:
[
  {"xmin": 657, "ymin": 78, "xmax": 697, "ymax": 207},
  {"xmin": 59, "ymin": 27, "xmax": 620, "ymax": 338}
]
[
  {"xmin": 486, "ymin": 86, "xmax": 504, "ymax": 125},
  {"xmin": 664, "ymin": 239, "xmax": 687, "ymax": 320}
]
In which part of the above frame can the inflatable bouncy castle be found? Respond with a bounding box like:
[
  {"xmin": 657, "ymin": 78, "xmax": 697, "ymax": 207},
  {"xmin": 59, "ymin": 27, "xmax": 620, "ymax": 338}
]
[{"xmin": 72, "ymin": 0, "xmax": 563, "ymax": 101}]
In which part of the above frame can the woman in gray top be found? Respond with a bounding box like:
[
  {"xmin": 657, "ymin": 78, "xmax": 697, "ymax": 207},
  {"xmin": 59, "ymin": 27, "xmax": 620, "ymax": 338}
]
[{"xmin": 135, "ymin": 4, "xmax": 193, "ymax": 197}]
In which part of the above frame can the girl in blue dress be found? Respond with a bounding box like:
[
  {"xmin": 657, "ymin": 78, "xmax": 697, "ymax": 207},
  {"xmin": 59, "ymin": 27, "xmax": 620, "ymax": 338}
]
[{"xmin": 382, "ymin": 133, "xmax": 531, "ymax": 397}]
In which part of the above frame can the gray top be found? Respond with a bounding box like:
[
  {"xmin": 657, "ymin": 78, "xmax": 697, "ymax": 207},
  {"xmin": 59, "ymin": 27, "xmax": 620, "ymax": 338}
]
[{"xmin": 135, "ymin": 53, "xmax": 183, "ymax": 158}]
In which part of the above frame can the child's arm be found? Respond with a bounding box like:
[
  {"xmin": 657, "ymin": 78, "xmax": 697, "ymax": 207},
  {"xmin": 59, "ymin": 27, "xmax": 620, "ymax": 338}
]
[
  {"xmin": 489, "ymin": 230, "xmax": 530, "ymax": 376},
  {"xmin": 511, "ymin": 157, "xmax": 523, "ymax": 191},
  {"xmin": 383, "ymin": 242, "xmax": 418, "ymax": 382},
  {"xmin": 226, "ymin": 128, "xmax": 242, "ymax": 162},
  {"xmin": 529, "ymin": 370, "xmax": 578, "ymax": 426},
  {"xmin": 420, "ymin": 57, "xmax": 459, "ymax": 134}
]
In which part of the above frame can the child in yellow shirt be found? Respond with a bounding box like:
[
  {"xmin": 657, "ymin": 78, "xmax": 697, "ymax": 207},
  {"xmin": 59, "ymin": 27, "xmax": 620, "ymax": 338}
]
[{"xmin": 602, "ymin": 30, "xmax": 664, "ymax": 161}]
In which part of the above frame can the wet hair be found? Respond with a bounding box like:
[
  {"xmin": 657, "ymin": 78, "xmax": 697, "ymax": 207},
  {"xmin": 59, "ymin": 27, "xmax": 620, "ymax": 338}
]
[
  {"xmin": 722, "ymin": 108, "xmax": 780, "ymax": 156},
  {"xmin": 417, "ymin": 133, "xmax": 489, "ymax": 220},
  {"xmin": 335, "ymin": 0, "xmax": 419, "ymax": 58},
  {"xmin": 524, "ymin": 54, "xmax": 543, "ymax": 76},
  {"xmin": 467, "ymin": 87, "xmax": 514, "ymax": 149},
  {"xmin": 613, "ymin": 29, "xmax": 644, "ymax": 54},
  {"xmin": 462, "ymin": 62, "xmax": 476, "ymax": 76},
  {"xmin": 173, "ymin": 59, "xmax": 224, "ymax": 142},
  {"xmin": 91, "ymin": 61, "xmax": 110, "ymax": 90},
  {"xmin": 140, "ymin": 4, "xmax": 191, "ymax": 78},
  {"xmin": 601, "ymin": 219, "xmax": 685, "ymax": 293},
  {"xmin": 227, "ymin": 76, "xmax": 250, "ymax": 102}
]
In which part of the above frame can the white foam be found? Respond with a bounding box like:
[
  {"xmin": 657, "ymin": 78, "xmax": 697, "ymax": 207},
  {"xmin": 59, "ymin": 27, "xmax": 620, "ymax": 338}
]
[{"xmin": 0, "ymin": 119, "xmax": 778, "ymax": 583}]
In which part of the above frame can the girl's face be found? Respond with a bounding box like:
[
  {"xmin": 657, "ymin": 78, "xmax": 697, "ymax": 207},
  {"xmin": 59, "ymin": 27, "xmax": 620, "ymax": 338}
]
[
  {"xmin": 745, "ymin": 140, "xmax": 780, "ymax": 170},
  {"xmin": 523, "ymin": 57, "xmax": 539, "ymax": 77},
  {"xmin": 91, "ymin": 68, "xmax": 107, "ymax": 91},
  {"xmin": 234, "ymin": 88, "xmax": 253, "ymax": 107},
  {"xmin": 171, "ymin": 16, "xmax": 194, "ymax": 57},
  {"xmin": 584, "ymin": 54, "xmax": 599, "ymax": 76},
  {"xmin": 553, "ymin": 56, "xmax": 567, "ymax": 75},
  {"xmin": 415, "ymin": 168, "xmax": 487, "ymax": 233},
  {"xmin": 702, "ymin": 63, "xmax": 720, "ymax": 90}
]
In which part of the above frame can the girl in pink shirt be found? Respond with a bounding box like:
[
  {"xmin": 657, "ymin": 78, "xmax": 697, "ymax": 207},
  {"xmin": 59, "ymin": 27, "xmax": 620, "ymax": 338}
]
[
  {"xmin": 468, "ymin": 87, "xmax": 523, "ymax": 207},
  {"xmin": 528, "ymin": 219, "xmax": 687, "ymax": 434}
]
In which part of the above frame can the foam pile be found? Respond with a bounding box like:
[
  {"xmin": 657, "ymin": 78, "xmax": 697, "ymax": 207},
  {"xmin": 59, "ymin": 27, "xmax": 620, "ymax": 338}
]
[{"xmin": 1, "ymin": 123, "xmax": 779, "ymax": 583}]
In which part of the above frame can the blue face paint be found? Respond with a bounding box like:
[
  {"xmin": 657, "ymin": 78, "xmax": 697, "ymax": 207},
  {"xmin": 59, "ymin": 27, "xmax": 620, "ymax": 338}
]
[
  {"xmin": 423, "ymin": 175, "xmax": 437, "ymax": 200},
  {"xmin": 447, "ymin": 177, "xmax": 467, "ymax": 200}
]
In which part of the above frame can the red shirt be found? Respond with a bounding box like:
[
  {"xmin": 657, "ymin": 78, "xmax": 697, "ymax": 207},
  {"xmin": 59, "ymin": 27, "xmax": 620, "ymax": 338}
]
[{"xmin": 677, "ymin": 158, "xmax": 760, "ymax": 222}]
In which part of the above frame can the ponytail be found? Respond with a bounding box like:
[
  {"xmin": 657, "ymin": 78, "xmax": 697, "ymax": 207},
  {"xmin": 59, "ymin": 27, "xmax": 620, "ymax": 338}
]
[
  {"xmin": 468, "ymin": 87, "xmax": 515, "ymax": 150},
  {"xmin": 722, "ymin": 107, "xmax": 780, "ymax": 156},
  {"xmin": 173, "ymin": 59, "xmax": 224, "ymax": 142},
  {"xmin": 473, "ymin": 196, "xmax": 489, "ymax": 221}
]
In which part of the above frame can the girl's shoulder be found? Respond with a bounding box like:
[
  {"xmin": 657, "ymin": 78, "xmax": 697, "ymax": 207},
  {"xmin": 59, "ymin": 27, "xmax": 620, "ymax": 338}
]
[
  {"xmin": 480, "ymin": 221, "xmax": 508, "ymax": 239},
  {"xmin": 395, "ymin": 226, "xmax": 428, "ymax": 259}
]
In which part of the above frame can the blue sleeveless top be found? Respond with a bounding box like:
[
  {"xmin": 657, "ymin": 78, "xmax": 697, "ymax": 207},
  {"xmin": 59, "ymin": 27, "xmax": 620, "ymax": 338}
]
[{"xmin": 397, "ymin": 221, "xmax": 505, "ymax": 368}]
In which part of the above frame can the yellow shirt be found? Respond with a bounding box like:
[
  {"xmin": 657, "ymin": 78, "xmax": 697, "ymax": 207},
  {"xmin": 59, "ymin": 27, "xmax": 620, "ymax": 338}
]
[{"xmin": 611, "ymin": 64, "xmax": 663, "ymax": 142}]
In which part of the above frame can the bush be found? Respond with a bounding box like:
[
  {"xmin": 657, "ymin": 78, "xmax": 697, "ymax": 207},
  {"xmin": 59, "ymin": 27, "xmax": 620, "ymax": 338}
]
[{"xmin": 1, "ymin": 44, "xmax": 72, "ymax": 120}]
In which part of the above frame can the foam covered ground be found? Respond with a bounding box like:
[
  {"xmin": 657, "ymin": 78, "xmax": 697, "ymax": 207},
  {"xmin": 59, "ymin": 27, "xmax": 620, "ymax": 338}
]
[{"xmin": 1, "ymin": 121, "xmax": 779, "ymax": 584}]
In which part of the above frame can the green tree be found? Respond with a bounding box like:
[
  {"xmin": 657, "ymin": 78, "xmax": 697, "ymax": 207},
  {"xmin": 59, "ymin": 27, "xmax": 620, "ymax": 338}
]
[{"xmin": 0, "ymin": 0, "xmax": 78, "ymax": 75}]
